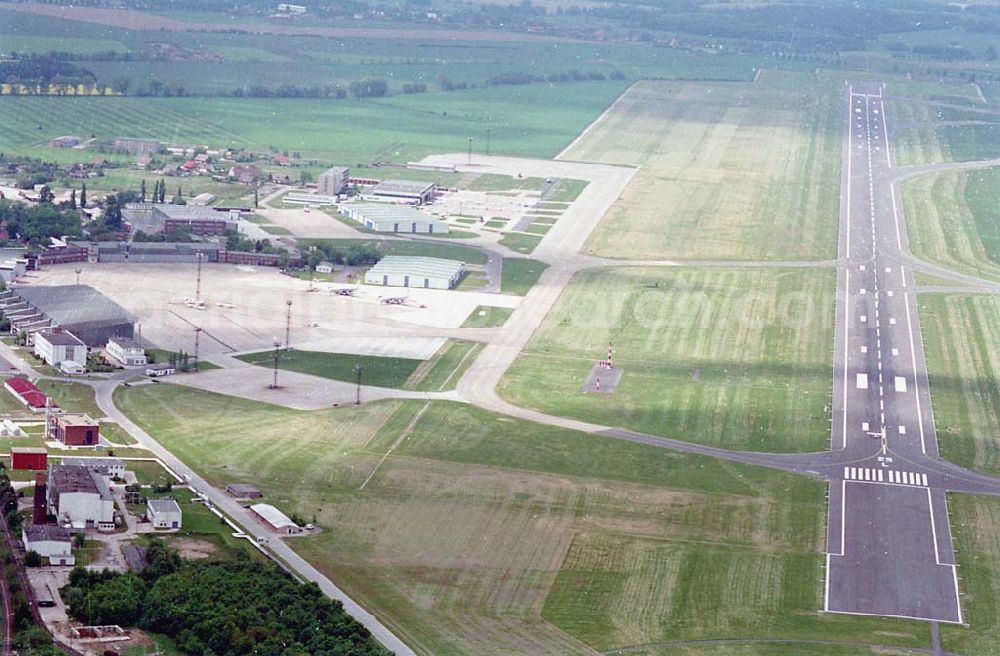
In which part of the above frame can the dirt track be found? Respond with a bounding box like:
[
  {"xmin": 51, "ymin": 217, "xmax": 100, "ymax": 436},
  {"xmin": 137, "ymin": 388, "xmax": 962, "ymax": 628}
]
[{"xmin": 0, "ymin": 2, "xmax": 578, "ymax": 43}]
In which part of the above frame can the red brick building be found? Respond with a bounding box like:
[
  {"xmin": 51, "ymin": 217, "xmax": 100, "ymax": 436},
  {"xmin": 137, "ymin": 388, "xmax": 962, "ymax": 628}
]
[
  {"xmin": 50, "ymin": 414, "xmax": 99, "ymax": 446},
  {"xmin": 11, "ymin": 447, "xmax": 47, "ymax": 471}
]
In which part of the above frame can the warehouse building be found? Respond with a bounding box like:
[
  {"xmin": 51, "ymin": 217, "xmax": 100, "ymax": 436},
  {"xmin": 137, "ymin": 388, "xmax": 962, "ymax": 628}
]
[
  {"xmin": 0, "ymin": 285, "xmax": 134, "ymax": 346},
  {"xmin": 250, "ymin": 503, "xmax": 303, "ymax": 534},
  {"xmin": 340, "ymin": 203, "xmax": 449, "ymax": 235},
  {"xmin": 60, "ymin": 457, "xmax": 126, "ymax": 480},
  {"xmin": 147, "ymin": 498, "xmax": 182, "ymax": 529},
  {"xmin": 22, "ymin": 525, "xmax": 74, "ymax": 566},
  {"xmin": 46, "ymin": 464, "xmax": 116, "ymax": 530},
  {"xmin": 283, "ymin": 192, "xmax": 337, "ymax": 207},
  {"xmin": 364, "ymin": 255, "xmax": 465, "ymax": 290},
  {"xmin": 318, "ymin": 166, "xmax": 349, "ymax": 196},
  {"xmin": 366, "ymin": 179, "xmax": 436, "ymax": 205},
  {"xmin": 3, "ymin": 378, "xmax": 58, "ymax": 414},
  {"xmin": 34, "ymin": 328, "xmax": 86, "ymax": 369}
]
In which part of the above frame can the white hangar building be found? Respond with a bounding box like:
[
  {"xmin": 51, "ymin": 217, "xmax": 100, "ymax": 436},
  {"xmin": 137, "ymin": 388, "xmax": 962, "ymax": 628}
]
[
  {"xmin": 364, "ymin": 255, "xmax": 465, "ymax": 290},
  {"xmin": 340, "ymin": 203, "xmax": 449, "ymax": 235}
]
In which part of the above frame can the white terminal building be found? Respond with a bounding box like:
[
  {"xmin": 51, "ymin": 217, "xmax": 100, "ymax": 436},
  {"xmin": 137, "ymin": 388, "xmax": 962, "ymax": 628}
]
[
  {"xmin": 365, "ymin": 255, "xmax": 465, "ymax": 290},
  {"xmin": 340, "ymin": 203, "xmax": 449, "ymax": 235}
]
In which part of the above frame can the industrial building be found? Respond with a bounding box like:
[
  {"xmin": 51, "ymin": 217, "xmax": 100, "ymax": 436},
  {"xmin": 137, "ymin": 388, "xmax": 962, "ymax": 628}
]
[
  {"xmin": 60, "ymin": 457, "xmax": 125, "ymax": 479},
  {"xmin": 50, "ymin": 414, "xmax": 100, "ymax": 446},
  {"xmin": 151, "ymin": 205, "xmax": 237, "ymax": 236},
  {"xmin": 147, "ymin": 498, "xmax": 182, "ymax": 529},
  {"xmin": 318, "ymin": 166, "xmax": 349, "ymax": 196},
  {"xmin": 0, "ymin": 285, "xmax": 134, "ymax": 346},
  {"xmin": 46, "ymin": 464, "xmax": 116, "ymax": 530},
  {"xmin": 11, "ymin": 447, "xmax": 47, "ymax": 471},
  {"xmin": 106, "ymin": 336, "xmax": 147, "ymax": 367},
  {"xmin": 22, "ymin": 525, "xmax": 74, "ymax": 566},
  {"xmin": 366, "ymin": 179, "xmax": 436, "ymax": 205},
  {"xmin": 283, "ymin": 192, "xmax": 337, "ymax": 207},
  {"xmin": 226, "ymin": 483, "xmax": 262, "ymax": 498},
  {"xmin": 340, "ymin": 203, "xmax": 449, "ymax": 235},
  {"xmin": 364, "ymin": 255, "xmax": 465, "ymax": 290},
  {"xmin": 33, "ymin": 328, "xmax": 86, "ymax": 369},
  {"xmin": 250, "ymin": 503, "xmax": 303, "ymax": 534}
]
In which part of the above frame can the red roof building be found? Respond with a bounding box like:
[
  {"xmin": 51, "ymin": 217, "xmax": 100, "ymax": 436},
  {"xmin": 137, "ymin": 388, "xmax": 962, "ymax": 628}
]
[{"xmin": 3, "ymin": 378, "xmax": 58, "ymax": 413}]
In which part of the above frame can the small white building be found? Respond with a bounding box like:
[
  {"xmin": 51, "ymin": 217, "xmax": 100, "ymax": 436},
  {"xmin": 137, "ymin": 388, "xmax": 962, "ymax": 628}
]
[
  {"xmin": 22, "ymin": 525, "xmax": 74, "ymax": 566},
  {"xmin": 59, "ymin": 361, "xmax": 86, "ymax": 375},
  {"xmin": 47, "ymin": 464, "xmax": 115, "ymax": 530},
  {"xmin": 315, "ymin": 261, "xmax": 334, "ymax": 274},
  {"xmin": 146, "ymin": 363, "xmax": 176, "ymax": 377},
  {"xmin": 147, "ymin": 498, "xmax": 182, "ymax": 529},
  {"xmin": 105, "ymin": 336, "xmax": 147, "ymax": 367},
  {"xmin": 250, "ymin": 503, "xmax": 303, "ymax": 534},
  {"xmin": 364, "ymin": 255, "xmax": 465, "ymax": 290},
  {"xmin": 33, "ymin": 329, "xmax": 86, "ymax": 368}
]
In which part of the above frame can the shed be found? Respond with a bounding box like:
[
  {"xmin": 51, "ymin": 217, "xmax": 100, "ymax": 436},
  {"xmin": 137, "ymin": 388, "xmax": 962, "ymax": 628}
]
[
  {"xmin": 11, "ymin": 447, "xmax": 47, "ymax": 471},
  {"xmin": 226, "ymin": 483, "xmax": 262, "ymax": 498}
]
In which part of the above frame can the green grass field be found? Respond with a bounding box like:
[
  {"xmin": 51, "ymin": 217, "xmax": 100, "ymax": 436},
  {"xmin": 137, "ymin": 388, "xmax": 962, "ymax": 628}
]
[
  {"xmin": 500, "ymin": 266, "xmax": 836, "ymax": 452},
  {"xmin": 500, "ymin": 258, "xmax": 549, "ymax": 295},
  {"xmin": 113, "ymin": 386, "xmax": 931, "ymax": 655},
  {"xmin": 303, "ymin": 238, "xmax": 488, "ymax": 265},
  {"xmin": 919, "ymin": 293, "xmax": 1000, "ymax": 475},
  {"xmin": 35, "ymin": 380, "xmax": 104, "ymax": 417},
  {"xmin": 567, "ymin": 73, "xmax": 842, "ymax": 261},
  {"xmin": 0, "ymin": 82, "xmax": 628, "ymax": 164},
  {"xmin": 236, "ymin": 339, "xmax": 482, "ymax": 391},
  {"xmin": 462, "ymin": 305, "xmax": 514, "ymax": 328},
  {"xmin": 498, "ymin": 232, "xmax": 542, "ymax": 255},
  {"xmin": 895, "ymin": 124, "xmax": 1000, "ymax": 166},
  {"xmin": 901, "ymin": 167, "xmax": 1000, "ymax": 282},
  {"xmin": 941, "ymin": 494, "xmax": 1000, "ymax": 655}
]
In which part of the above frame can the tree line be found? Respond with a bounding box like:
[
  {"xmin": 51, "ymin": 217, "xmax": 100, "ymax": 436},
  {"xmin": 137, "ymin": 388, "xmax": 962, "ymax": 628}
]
[{"xmin": 61, "ymin": 541, "xmax": 389, "ymax": 656}]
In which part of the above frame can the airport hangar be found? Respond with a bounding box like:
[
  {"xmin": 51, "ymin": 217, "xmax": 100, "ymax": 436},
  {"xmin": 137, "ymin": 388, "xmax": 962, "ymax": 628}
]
[
  {"xmin": 340, "ymin": 203, "xmax": 449, "ymax": 235},
  {"xmin": 364, "ymin": 255, "xmax": 464, "ymax": 290},
  {"xmin": 0, "ymin": 285, "xmax": 134, "ymax": 346}
]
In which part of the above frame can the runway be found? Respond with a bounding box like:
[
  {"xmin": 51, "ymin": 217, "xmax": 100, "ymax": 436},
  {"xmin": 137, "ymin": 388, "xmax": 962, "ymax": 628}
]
[{"xmin": 823, "ymin": 82, "xmax": 961, "ymax": 624}]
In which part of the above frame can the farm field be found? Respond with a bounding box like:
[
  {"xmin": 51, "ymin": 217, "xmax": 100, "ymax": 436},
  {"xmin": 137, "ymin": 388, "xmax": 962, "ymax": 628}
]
[
  {"xmin": 919, "ymin": 293, "xmax": 1000, "ymax": 476},
  {"xmin": 500, "ymin": 266, "xmax": 836, "ymax": 452},
  {"xmin": 565, "ymin": 73, "xmax": 842, "ymax": 261},
  {"xmin": 0, "ymin": 82, "xmax": 627, "ymax": 164},
  {"xmin": 901, "ymin": 167, "xmax": 1000, "ymax": 282},
  {"xmin": 940, "ymin": 494, "xmax": 1000, "ymax": 655},
  {"xmin": 114, "ymin": 385, "xmax": 931, "ymax": 655}
]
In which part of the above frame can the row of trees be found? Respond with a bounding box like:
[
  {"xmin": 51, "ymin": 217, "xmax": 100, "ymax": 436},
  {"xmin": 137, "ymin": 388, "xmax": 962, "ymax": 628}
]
[
  {"xmin": 304, "ymin": 242, "xmax": 382, "ymax": 269},
  {"xmin": 61, "ymin": 542, "xmax": 388, "ymax": 656}
]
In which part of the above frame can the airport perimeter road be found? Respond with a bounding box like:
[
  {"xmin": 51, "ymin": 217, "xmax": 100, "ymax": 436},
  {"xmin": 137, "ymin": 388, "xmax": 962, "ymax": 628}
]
[
  {"xmin": 88, "ymin": 380, "xmax": 417, "ymax": 656},
  {"xmin": 824, "ymin": 82, "xmax": 962, "ymax": 624}
]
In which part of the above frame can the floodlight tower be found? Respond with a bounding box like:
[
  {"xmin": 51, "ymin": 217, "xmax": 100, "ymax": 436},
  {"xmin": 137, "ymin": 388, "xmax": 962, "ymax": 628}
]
[
  {"xmin": 269, "ymin": 337, "xmax": 281, "ymax": 389},
  {"xmin": 193, "ymin": 327, "xmax": 202, "ymax": 371},
  {"xmin": 285, "ymin": 299, "xmax": 293, "ymax": 351},
  {"xmin": 74, "ymin": 268, "xmax": 82, "ymax": 285},
  {"xmin": 467, "ymin": 137, "xmax": 473, "ymax": 165},
  {"xmin": 353, "ymin": 363, "xmax": 363, "ymax": 405},
  {"xmin": 194, "ymin": 252, "xmax": 204, "ymax": 303}
]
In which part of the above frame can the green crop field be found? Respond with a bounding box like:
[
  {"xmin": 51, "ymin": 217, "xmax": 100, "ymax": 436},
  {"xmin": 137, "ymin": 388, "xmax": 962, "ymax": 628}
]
[
  {"xmin": 236, "ymin": 339, "xmax": 481, "ymax": 391},
  {"xmin": 565, "ymin": 73, "xmax": 842, "ymax": 261},
  {"xmin": 0, "ymin": 82, "xmax": 628, "ymax": 164},
  {"xmin": 941, "ymin": 494, "xmax": 1000, "ymax": 655},
  {"xmin": 919, "ymin": 293, "xmax": 1000, "ymax": 476},
  {"xmin": 114, "ymin": 385, "xmax": 932, "ymax": 655},
  {"xmin": 901, "ymin": 167, "xmax": 1000, "ymax": 282},
  {"xmin": 501, "ymin": 266, "xmax": 836, "ymax": 452}
]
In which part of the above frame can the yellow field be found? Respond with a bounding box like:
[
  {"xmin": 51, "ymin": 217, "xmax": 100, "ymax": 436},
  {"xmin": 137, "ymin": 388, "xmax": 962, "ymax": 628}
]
[{"xmin": 564, "ymin": 73, "xmax": 842, "ymax": 261}]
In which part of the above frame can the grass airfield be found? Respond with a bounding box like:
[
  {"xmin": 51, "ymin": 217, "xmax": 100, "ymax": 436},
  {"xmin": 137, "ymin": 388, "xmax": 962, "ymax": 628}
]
[
  {"xmin": 115, "ymin": 384, "xmax": 929, "ymax": 655},
  {"xmin": 565, "ymin": 73, "xmax": 842, "ymax": 261}
]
